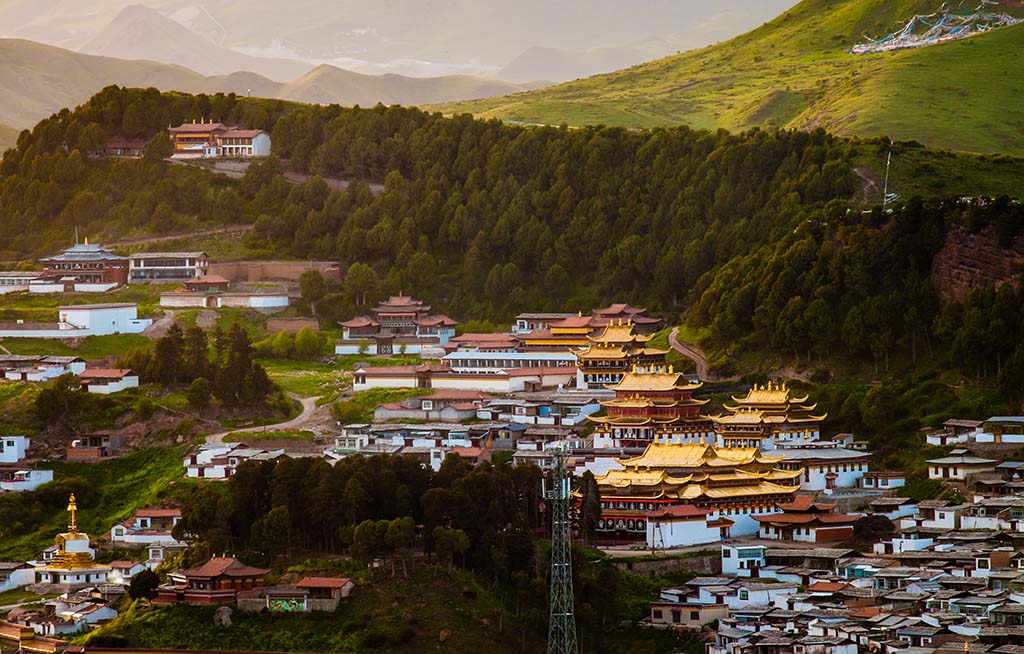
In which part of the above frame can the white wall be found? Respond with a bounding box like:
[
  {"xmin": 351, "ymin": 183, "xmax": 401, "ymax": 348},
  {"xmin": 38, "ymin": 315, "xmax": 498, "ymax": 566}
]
[
  {"xmin": 252, "ymin": 133, "xmax": 272, "ymax": 157},
  {"xmin": 86, "ymin": 376, "xmax": 139, "ymax": 394},
  {"xmin": 0, "ymin": 435, "xmax": 29, "ymax": 463},
  {"xmin": 59, "ymin": 305, "xmax": 151, "ymax": 336},
  {"xmin": 0, "ymin": 469, "xmax": 54, "ymax": 491},
  {"xmin": 647, "ymin": 517, "xmax": 721, "ymax": 548}
]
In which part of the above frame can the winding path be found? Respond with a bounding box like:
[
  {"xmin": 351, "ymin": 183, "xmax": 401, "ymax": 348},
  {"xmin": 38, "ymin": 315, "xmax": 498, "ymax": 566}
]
[
  {"xmin": 668, "ymin": 327, "xmax": 710, "ymax": 380},
  {"xmin": 205, "ymin": 394, "xmax": 322, "ymax": 445}
]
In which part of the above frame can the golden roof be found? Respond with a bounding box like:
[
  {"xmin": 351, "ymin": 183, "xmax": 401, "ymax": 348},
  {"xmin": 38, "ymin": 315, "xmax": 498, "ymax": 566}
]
[
  {"xmin": 598, "ymin": 469, "xmax": 694, "ymax": 488},
  {"xmin": 730, "ymin": 381, "xmax": 807, "ymax": 406},
  {"xmin": 600, "ymin": 395, "xmax": 709, "ymax": 409},
  {"xmin": 588, "ymin": 319, "xmax": 653, "ymax": 345},
  {"xmin": 577, "ymin": 345, "xmax": 631, "ymax": 360},
  {"xmin": 605, "ymin": 368, "xmax": 702, "ymax": 393}
]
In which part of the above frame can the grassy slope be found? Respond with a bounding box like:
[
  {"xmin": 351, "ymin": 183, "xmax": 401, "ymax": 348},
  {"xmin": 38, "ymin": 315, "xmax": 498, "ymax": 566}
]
[
  {"xmin": 0, "ymin": 447, "xmax": 187, "ymax": 560},
  {"xmin": 435, "ymin": 0, "xmax": 1024, "ymax": 155}
]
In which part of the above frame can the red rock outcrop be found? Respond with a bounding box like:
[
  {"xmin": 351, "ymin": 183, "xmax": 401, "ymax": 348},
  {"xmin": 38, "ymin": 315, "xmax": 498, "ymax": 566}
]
[{"xmin": 931, "ymin": 225, "xmax": 1024, "ymax": 303}]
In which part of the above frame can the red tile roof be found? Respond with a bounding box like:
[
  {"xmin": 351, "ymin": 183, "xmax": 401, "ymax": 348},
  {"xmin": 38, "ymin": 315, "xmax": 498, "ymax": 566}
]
[
  {"xmin": 136, "ymin": 508, "xmax": 182, "ymax": 518},
  {"xmin": 807, "ymin": 582, "xmax": 848, "ymax": 592},
  {"xmin": 81, "ymin": 368, "xmax": 134, "ymax": 379},
  {"xmin": 648, "ymin": 505, "xmax": 708, "ymax": 519},
  {"xmin": 178, "ymin": 557, "xmax": 268, "ymax": 579},
  {"xmin": 340, "ymin": 316, "xmax": 379, "ymax": 328},
  {"xmin": 776, "ymin": 496, "xmax": 837, "ymax": 512},
  {"xmin": 169, "ymin": 122, "xmax": 227, "ymax": 133},
  {"xmin": 109, "ymin": 560, "xmax": 141, "ymax": 569},
  {"xmin": 414, "ymin": 314, "xmax": 458, "ymax": 327},
  {"xmin": 296, "ymin": 576, "xmax": 353, "ymax": 589}
]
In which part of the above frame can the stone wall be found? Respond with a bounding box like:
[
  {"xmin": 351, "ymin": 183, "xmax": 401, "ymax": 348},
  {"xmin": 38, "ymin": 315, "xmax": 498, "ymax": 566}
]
[
  {"xmin": 609, "ymin": 551, "xmax": 720, "ymax": 578},
  {"xmin": 209, "ymin": 261, "xmax": 341, "ymax": 283}
]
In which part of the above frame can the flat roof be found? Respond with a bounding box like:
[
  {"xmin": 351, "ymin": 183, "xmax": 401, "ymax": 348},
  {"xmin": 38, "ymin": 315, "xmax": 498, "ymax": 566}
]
[{"xmin": 59, "ymin": 303, "xmax": 136, "ymax": 310}]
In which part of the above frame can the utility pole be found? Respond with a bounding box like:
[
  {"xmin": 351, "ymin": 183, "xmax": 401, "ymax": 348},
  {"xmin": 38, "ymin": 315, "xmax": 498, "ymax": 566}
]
[
  {"xmin": 882, "ymin": 144, "xmax": 893, "ymax": 211},
  {"xmin": 546, "ymin": 444, "xmax": 578, "ymax": 654}
]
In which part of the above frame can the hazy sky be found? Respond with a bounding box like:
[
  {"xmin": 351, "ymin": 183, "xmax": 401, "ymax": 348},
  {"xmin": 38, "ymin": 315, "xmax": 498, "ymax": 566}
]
[{"xmin": 1, "ymin": 0, "xmax": 801, "ymax": 77}]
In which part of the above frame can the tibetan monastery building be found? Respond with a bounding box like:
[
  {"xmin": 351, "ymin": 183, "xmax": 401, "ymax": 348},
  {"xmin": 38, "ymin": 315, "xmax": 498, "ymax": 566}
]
[
  {"xmin": 38, "ymin": 240, "xmax": 128, "ymax": 291},
  {"xmin": 336, "ymin": 295, "xmax": 457, "ymax": 355},
  {"xmin": 713, "ymin": 382, "xmax": 826, "ymax": 450},
  {"xmin": 590, "ymin": 366, "xmax": 713, "ymax": 449},
  {"xmin": 576, "ymin": 319, "xmax": 668, "ymax": 389},
  {"xmin": 595, "ymin": 443, "xmax": 803, "ymax": 539}
]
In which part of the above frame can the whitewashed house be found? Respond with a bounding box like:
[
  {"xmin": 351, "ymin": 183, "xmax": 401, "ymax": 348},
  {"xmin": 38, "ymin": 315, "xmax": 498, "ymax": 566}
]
[{"xmin": 0, "ymin": 435, "xmax": 30, "ymax": 463}]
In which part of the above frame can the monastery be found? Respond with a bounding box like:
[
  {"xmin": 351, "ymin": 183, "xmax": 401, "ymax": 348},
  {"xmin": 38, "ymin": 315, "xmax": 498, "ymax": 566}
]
[
  {"xmin": 713, "ymin": 381, "xmax": 827, "ymax": 449},
  {"xmin": 575, "ymin": 319, "xmax": 669, "ymax": 389},
  {"xmin": 595, "ymin": 442, "xmax": 803, "ymax": 540},
  {"xmin": 589, "ymin": 365, "xmax": 713, "ymax": 449}
]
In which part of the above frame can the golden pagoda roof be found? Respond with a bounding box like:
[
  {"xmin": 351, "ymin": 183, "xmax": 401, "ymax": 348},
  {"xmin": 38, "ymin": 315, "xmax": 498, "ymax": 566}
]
[
  {"xmin": 577, "ymin": 345, "xmax": 631, "ymax": 360},
  {"xmin": 588, "ymin": 319, "xmax": 653, "ymax": 345},
  {"xmin": 730, "ymin": 381, "xmax": 807, "ymax": 406},
  {"xmin": 605, "ymin": 367, "xmax": 702, "ymax": 393},
  {"xmin": 600, "ymin": 395, "xmax": 710, "ymax": 409},
  {"xmin": 598, "ymin": 469, "xmax": 694, "ymax": 488}
]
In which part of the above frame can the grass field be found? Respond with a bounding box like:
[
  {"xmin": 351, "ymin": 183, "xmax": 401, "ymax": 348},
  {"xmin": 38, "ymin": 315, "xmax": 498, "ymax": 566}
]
[
  {"xmin": 0, "ymin": 447, "xmax": 187, "ymax": 561},
  {"xmin": 435, "ymin": 0, "xmax": 1024, "ymax": 158}
]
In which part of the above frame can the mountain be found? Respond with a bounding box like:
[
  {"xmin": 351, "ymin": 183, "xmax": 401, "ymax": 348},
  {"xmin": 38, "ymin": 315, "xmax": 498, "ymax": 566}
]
[
  {"xmin": 436, "ymin": 0, "xmax": 1024, "ymax": 156},
  {"xmin": 78, "ymin": 5, "xmax": 311, "ymax": 82},
  {"xmin": 1, "ymin": 0, "xmax": 799, "ymax": 77},
  {"xmin": 278, "ymin": 65, "xmax": 546, "ymax": 107},
  {"xmin": 0, "ymin": 39, "xmax": 542, "ymax": 131},
  {"xmin": 496, "ymin": 10, "xmax": 802, "ymax": 84}
]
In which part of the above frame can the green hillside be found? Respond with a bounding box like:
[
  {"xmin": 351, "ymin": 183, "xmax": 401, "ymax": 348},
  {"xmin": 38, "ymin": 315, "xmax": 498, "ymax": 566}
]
[{"xmin": 436, "ymin": 0, "xmax": 1024, "ymax": 155}]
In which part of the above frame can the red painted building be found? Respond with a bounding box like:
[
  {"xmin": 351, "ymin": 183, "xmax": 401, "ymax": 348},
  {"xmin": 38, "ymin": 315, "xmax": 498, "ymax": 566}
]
[{"xmin": 39, "ymin": 241, "xmax": 128, "ymax": 287}]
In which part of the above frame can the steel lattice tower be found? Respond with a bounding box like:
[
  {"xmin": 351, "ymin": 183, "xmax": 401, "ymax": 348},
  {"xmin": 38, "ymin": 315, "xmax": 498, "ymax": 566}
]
[{"xmin": 547, "ymin": 445, "xmax": 578, "ymax": 654}]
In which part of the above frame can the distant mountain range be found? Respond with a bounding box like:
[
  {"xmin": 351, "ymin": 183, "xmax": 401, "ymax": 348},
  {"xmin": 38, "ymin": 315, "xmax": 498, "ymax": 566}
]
[
  {"xmin": 0, "ymin": 39, "xmax": 543, "ymax": 134},
  {"xmin": 0, "ymin": 0, "xmax": 798, "ymax": 81},
  {"xmin": 78, "ymin": 5, "xmax": 311, "ymax": 82},
  {"xmin": 436, "ymin": 0, "xmax": 1024, "ymax": 157}
]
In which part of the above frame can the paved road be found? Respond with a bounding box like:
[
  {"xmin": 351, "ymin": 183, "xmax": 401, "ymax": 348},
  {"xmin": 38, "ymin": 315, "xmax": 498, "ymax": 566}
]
[
  {"xmin": 668, "ymin": 327, "xmax": 710, "ymax": 380},
  {"xmin": 205, "ymin": 394, "xmax": 322, "ymax": 445}
]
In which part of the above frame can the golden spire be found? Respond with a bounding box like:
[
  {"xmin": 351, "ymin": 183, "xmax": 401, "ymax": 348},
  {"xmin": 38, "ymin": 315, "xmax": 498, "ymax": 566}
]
[
  {"xmin": 67, "ymin": 493, "xmax": 78, "ymax": 533},
  {"xmin": 84, "ymin": 236, "xmax": 89, "ymax": 245}
]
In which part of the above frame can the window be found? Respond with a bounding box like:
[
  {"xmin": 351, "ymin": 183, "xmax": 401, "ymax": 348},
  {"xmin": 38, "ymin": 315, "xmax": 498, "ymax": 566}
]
[
  {"xmin": 723, "ymin": 549, "xmax": 732, "ymax": 558},
  {"xmin": 739, "ymin": 590, "xmax": 749, "ymax": 600},
  {"xmin": 422, "ymin": 400, "xmax": 433, "ymax": 410},
  {"xmin": 690, "ymin": 611, "xmax": 700, "ymax": 621},
  {"xmin": 652, "ymin": 609, "xmax": 663, "ymax": 620}
]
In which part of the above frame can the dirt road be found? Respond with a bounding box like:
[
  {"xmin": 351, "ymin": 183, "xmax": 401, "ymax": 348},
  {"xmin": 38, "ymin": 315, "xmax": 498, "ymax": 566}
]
[{"xmin": 205, "ymin": 395, "xmax": 324, "ymax": 445}]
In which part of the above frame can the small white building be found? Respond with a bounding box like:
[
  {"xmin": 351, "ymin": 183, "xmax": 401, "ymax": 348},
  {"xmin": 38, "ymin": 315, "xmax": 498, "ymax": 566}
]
[
  {"xmin": 774, "ymin": 443, "xmax": 871, "ymax": 491},
  {"xmin": 927, "ymin": 453, "xmax": 997, "ymax": 480},
  {"xmin": 80, "ymin": 369, "xmax": 139, "ymax": 394},
  {"xmin": 442, "ymin": 351, "xmax": 577, "ymax": 375},
  {"xmin": 646, "ymin": 506, "xmax": 732, "ymax": 549},
  {"xmin": 160, "ymin": 290, "xmax": 290, "ymax": 310},
  {"xmin": 721, "ymin": 544, "xmax": 767, "ymax": 577},
  {"xmin": 0, "ymin": 271, "xmax": 42, "ymax": 294},
  {"xmin": 107, "ymin": 560, "xmax": 148, "ymax": 584},
  {"xmin": 0, "ymin": 469, "xmax": 54, "ymax": 491},
  {"xmin": 60, "ymin": 303, "xmax": 151, "ymax": 336},
  {"xmin": 184, "ymin": 444, "xmax": 287, "ymax": 479},
  {"xmin": 3, "ymin": 356, "xmax": 87, "ymax": 382},
  {"xmin": 110, "ymin": 508, "xmax": 183, "ymax": 546},
  {"xmin": 0, "ymin": 435, "xmax": 30, "ymax": 463},
  {"xmin": 858, "ymin": 471, "xmax": 906, "ymax": 490},
  {"xmin": 129, "ymin": 252, "xmax": 209, "ymax": 283}
]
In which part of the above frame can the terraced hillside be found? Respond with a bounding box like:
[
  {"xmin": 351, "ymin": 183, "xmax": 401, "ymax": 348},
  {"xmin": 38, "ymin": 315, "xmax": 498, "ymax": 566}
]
[{"xmin": 436, "ymin": 0, "xmax": 1024, "ymax": 156}]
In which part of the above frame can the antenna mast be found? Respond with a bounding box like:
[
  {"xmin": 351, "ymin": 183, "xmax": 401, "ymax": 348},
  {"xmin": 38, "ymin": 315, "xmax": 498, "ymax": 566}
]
[{"xmin": 546, "ymin": 444, "xmax": 578, "ymax": 654}]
